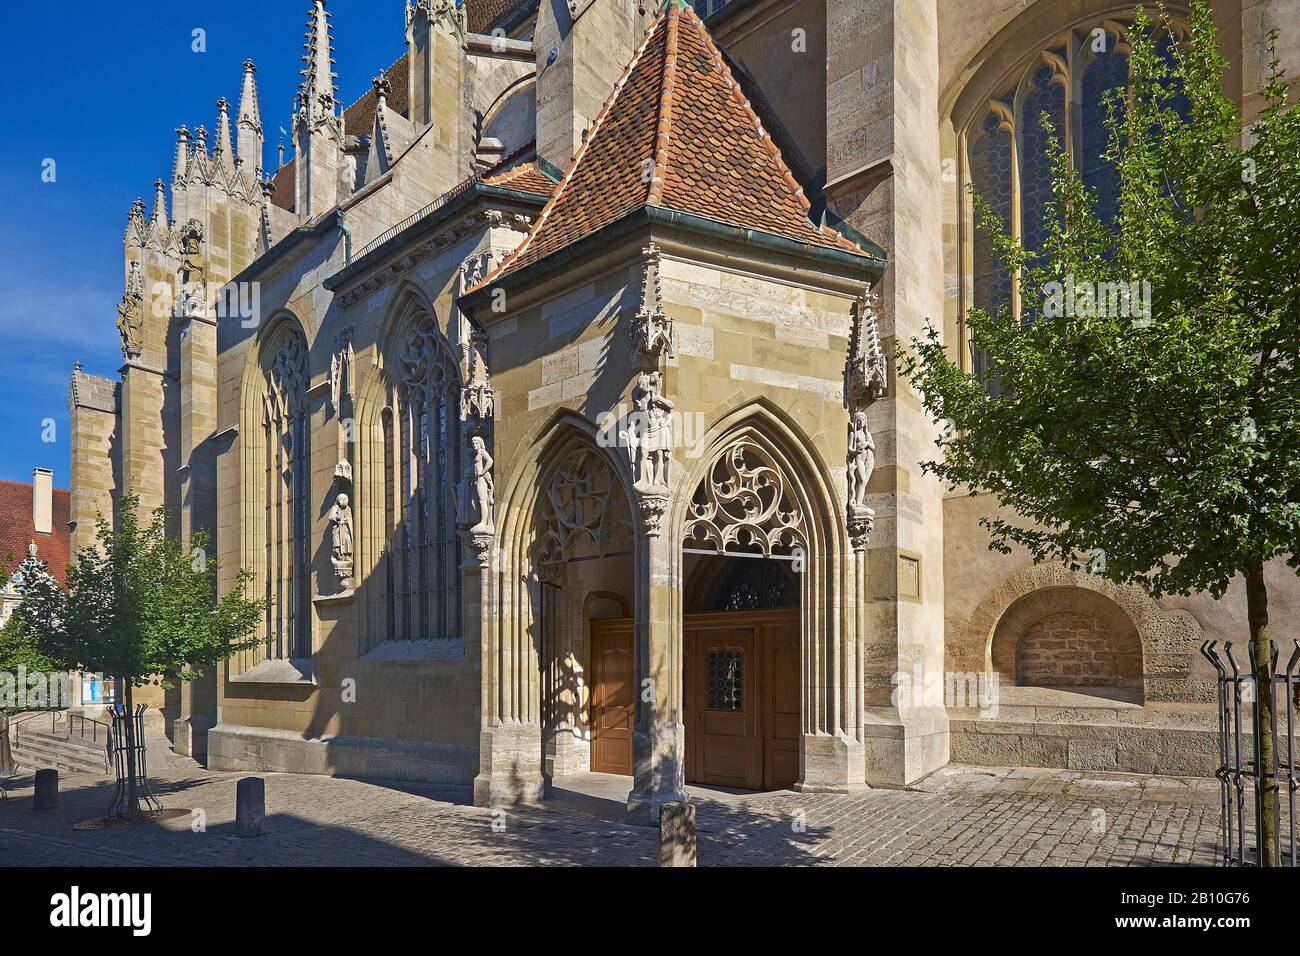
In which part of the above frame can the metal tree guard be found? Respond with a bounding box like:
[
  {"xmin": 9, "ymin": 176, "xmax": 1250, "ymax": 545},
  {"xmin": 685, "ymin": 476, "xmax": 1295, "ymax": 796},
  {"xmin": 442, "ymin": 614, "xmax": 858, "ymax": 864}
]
[
  {"xmin": 1200, "ymin": 640, "xmax": 1298, "ymax": 866},
  {"xmin": 105, "ymin": 704, "xmax": 162, "ymax": 821}
]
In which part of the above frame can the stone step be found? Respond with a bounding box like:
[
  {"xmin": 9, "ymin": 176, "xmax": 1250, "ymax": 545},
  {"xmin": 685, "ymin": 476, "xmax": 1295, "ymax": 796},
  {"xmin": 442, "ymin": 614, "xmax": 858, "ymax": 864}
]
[
  {"xmin": 22, "ymin": 726, "xmax": 110, "ymax": 753},
  {"xmin": 10, "ymin": 734, "xmax": 109, "ymax": 776}
]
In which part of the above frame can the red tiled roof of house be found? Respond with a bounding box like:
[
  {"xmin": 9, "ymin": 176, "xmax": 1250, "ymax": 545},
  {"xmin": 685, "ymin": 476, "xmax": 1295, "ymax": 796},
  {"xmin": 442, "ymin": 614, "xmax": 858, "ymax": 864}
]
[
  {"xmin": 0, "ymin": 481, "xmax": 71, "ymax": 588},
  {"xmin": 472, "ymin": 0, "xmax": 867, "ymax": 291}
]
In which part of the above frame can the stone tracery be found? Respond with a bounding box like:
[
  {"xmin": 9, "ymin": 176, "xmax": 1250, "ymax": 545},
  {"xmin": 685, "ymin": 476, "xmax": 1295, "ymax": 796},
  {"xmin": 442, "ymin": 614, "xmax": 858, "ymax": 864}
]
[
  {"xmin": 387, "ymin": 314, "xmax": 464, "ymax": 641},
  {"xmin": 262, "ymin": 327, "xmax": 311, "ymax": 660},
  {"xmin": 683, "ymin": 440, "xmax": 807, "ymax": 557},
  {"xmin": 534, "ymin": 447, "xmax": 634, "ymax": 566}
]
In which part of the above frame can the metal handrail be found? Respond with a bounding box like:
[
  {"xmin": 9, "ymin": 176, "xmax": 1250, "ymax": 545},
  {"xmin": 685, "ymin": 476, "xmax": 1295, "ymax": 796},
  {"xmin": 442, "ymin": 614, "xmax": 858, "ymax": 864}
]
[
  {"xmin": 4, "ymin": 709, "xmax": 113, "ymax": 774},
  {"xmin": 6, "ymin": 709, "xmax": 63, "ymax": 747},
  {"xmin": 351, "ymin": 173, "xmax": 480, "ymax": 262}
]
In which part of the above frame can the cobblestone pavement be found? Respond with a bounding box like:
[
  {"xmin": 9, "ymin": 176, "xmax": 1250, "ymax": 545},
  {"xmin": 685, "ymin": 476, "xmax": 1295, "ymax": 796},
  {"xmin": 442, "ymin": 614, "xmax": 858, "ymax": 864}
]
[{"xmin": 0, "ymin": 760, "xmax": 1223, "ymax": 867}]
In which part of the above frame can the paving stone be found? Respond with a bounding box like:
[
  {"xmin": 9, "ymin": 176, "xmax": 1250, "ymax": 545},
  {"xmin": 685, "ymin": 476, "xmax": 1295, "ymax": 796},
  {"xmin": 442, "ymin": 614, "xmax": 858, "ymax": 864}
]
[{"xmin": 0, "ymin": 764, "xmax": 1224, "ymax": 867}]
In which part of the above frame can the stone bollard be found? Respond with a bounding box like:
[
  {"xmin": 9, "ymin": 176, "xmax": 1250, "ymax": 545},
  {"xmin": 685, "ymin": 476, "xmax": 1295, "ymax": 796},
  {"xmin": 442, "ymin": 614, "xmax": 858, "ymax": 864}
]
[
  {"xmin": 235, "ymin": 777, "xmax": 265, "ymax": 838},
  {"xmin": 33, "ymin": 769, "xmax": 59, "ymax": 811},
  {"xmin": 659, "ymin": 800, "xmax": 696, "ymax": 867}
]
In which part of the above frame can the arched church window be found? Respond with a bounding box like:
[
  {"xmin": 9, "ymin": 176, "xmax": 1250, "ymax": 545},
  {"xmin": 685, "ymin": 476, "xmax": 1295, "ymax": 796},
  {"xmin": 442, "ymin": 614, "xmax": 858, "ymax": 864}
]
[
  {"xmin": 262, "ymin": 328, "xmax": 310, "ymax": 660},
  {"xmin": 387, "ymin": 315, "xmax": 462, "ymax": 641},
  {"xmin": 965, "ymin": 16, "xmax": 1187, "ymax": 390}
]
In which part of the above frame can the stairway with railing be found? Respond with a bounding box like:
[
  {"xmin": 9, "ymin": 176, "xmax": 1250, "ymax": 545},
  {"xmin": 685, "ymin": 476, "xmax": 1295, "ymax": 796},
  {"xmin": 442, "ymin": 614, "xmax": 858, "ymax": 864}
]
[{"xmin": 3, "ymin": 709, "xmax": 112, "ymax": 777}]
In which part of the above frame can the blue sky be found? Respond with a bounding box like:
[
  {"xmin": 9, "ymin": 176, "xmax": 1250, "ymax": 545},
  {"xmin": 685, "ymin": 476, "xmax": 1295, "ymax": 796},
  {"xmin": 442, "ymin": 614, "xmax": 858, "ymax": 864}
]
[{"xmin": 0, "ymin": 1, "xmax": 410, "ymax": 488}]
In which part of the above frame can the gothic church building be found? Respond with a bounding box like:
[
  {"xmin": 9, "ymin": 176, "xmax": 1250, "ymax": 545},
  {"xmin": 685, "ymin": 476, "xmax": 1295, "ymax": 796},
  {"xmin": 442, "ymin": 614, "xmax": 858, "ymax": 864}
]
[{"xmin": 69, "ymin": 0, "xmax": 1299, "ymax": 820}]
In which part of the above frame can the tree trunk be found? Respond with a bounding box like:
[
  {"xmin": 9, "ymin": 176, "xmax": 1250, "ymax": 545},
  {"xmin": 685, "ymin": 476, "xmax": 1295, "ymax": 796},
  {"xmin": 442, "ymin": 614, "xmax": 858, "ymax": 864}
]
[
  {"xmin": 1246, "ymin": 557, "xmax": 1277, "ymax": 867},
  {"xmin": 123, "ymin": 683, "xmax": 141, "ymax": 818}
]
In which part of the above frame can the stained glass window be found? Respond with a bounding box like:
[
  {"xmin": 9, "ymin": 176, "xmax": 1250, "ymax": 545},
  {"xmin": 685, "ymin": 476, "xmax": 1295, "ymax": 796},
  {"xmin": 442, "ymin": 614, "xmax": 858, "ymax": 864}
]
[
  {"xmin": 387, "ymin": 315, "xmax": 463, "ymax": 642},
  {"xmin": 966, "ymin": 20, "xmax": 1185, "ymax": 390},
  {"xmin": 262, "ymin": 327, "xmax": 310, "ymax": 660}
]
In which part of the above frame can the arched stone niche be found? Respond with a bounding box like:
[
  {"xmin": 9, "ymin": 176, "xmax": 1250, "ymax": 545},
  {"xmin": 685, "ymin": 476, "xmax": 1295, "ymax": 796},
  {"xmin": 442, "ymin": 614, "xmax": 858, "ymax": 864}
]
[{"xmin": 991, "ymin": 587, "xmax": 1142, "ymax": 691}]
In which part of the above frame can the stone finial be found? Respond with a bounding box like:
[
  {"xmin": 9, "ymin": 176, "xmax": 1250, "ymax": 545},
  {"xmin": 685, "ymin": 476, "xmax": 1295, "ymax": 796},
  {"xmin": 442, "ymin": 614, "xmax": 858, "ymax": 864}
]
[
  {"xmin": 215, "ymin": 97, "xmax": 235, "ymax": 170},
  {"xmin": 172, "ymin": 126, "xmax": 191, "ymax": 183},
  {"xmin": 844, "ymin": 281, "xmax": 887, "ymax": 407},
  {"xmin": 238, "ymin": 61, "xmax": 265, "ymax": 177},
  {"xmin": 150, "ymin": 179, "xmax": 168, "ymax": 229},
  {"xmin": 124, "ymin": 198, "xmax": 146, "ymax": 245}
]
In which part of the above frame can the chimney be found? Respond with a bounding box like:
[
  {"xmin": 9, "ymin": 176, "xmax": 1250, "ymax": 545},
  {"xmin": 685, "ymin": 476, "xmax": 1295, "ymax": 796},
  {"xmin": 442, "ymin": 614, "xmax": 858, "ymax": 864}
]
[{"xmin": 32, "ymin": 468, "xmax": 53, "ymax": 535}]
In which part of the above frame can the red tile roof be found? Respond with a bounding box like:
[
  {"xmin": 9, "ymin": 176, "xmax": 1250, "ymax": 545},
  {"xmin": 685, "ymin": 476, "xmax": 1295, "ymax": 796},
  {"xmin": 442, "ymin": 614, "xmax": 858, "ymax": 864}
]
[
  {"xmin": 481, "ymin": 160, "xmax": 556, "ymax": 198},
  {"xmin": 473, "ymin": 0, "xmax": 867, "ymax": 290},
  {"xmin": 270, "ymin": 157, "xmax": 297, "ymax": 211},
  {"xmin": 0, "ymin": 480, "xmax": 71, "ymax": 588},
  {"xmin": 466, "ymin": 0, "xmax": 532, "ymax": 34},
  {"xmin": 343, "ymin": 53, "xmax": 411, "ymax": 136}
]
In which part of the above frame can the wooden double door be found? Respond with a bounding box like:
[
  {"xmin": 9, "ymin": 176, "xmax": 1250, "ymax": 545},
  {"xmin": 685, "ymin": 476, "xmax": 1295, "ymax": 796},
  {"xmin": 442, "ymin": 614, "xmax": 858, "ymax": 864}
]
[{"xmin": 589, "ymin": 608, "xmax": 800, "ymax": 791}]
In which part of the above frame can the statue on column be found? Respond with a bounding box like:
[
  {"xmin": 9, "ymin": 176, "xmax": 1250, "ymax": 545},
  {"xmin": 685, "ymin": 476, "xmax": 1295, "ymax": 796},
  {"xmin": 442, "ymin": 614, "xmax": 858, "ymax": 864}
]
[
  {"xmin": 844, "ymin": 282, "xmax": 886, "ymax": 551},
  {"xmin": 458, "ymin": 435, "xmax": 495, "ymax": 534},
  {"xmin": 329, "ymin": 492, "xmax": 354, "ymax": 588},
  {"xmin": 847, "ymin": 408, "xmax": 875, "ymax": 512},
  {"xmin": 626, "ymin": 371, "xmax": 673, "ymax": 494}
]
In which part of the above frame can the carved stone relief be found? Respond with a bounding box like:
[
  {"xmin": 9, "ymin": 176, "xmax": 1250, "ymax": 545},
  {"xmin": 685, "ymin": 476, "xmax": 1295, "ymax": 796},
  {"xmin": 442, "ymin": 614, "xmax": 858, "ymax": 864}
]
[{"xmin": 629, "ymin": 242, "xmax": 674, "ymax": 365}]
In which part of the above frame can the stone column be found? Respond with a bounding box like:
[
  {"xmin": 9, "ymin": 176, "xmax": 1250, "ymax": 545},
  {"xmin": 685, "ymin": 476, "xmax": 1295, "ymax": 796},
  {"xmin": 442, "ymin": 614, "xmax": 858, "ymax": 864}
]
[
  {"xmin": 174, "ymin": 311, "xmax": 219, "ymax": 759},
  {"xmin": 825, "ymin": 0, "xmax": 949, "ymax": 786},
  {"xmin": 626, "ymin": 494, "xmax": 687, "ymax": 826},
  {"xmin": 472, "ymin": 535, "xmax": 545, "ymax": 807}
]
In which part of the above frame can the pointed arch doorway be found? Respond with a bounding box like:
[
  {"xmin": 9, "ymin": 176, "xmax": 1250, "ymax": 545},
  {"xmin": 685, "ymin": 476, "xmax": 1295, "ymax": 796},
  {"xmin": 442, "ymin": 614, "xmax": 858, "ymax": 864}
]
[{"xmin": 588, "ymin": 437, "xmax": 806, "ymax": 793}]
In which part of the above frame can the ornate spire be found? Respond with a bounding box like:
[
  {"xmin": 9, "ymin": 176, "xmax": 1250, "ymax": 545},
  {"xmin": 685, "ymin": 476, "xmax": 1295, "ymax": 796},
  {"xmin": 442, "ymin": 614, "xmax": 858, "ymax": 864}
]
[
  {"xmin": 149, "ymin": 178, "xmax": 168, "ymax": 229},
  {"xmin": 238, "ymin": 60, "xmax": 262, "ymax": 133},
  {"xmin": 259, "ymin": 178, "xmax": 276, "ymax": 252},
  {"xmin": 172, "ymin": 126, "xmax": 191, "ymax": 183},
  {"xmin": 370, "ymin": 71, "xmax": 394, "ymax": 171},
  {"xmin": 193, "ymin": 124, "xmax": 209, "ymax": 158},
  {"xmin": 238, "ymin": 59, "xmax": 264, "ymax": 175},
  {"xmin": 844, "ymin": 282, "xmax": 887, "ymax": 406},
  {"xmin": 214, "ymin": 97, "xmax": 235, "ymax": 171},
  {"xmin": 298, "ymin": 0, "xmax": 339, "ymax": 119},
  {"xmin": 124, "ymin": 197, "xmax": 146, "ymax": 245}
]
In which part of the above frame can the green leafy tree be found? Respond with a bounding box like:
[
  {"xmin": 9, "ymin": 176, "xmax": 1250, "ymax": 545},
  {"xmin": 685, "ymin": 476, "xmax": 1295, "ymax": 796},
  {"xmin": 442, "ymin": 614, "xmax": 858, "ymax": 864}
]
[
  {"xmin": 1, "ymin": 551, "xmax": 64, "ymax": 776},
  {"xmin": 899, "ymin": 1, "xmax": 1299, "ymax": 864},
  {"xmin": 14, "ymin": 495, "xmax": 263, "ymax": 817}
]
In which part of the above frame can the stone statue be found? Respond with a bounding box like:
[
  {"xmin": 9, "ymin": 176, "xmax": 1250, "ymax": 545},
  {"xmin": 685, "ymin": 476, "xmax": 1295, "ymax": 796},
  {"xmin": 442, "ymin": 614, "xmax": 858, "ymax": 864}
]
[
  {"xmin": 627, "ymin": 371, "xmax": 673, "ymax": 492},
  {"xmin": 458, "ymin": 435, "xmax": 495, "ymax": 532},
  {"xmin": 329, "ymin": 492, "xmax": 354, "ymax": 587},
  {"xmin": 848, "ymin": 408, "xmax": 875, "ymax": 513}
]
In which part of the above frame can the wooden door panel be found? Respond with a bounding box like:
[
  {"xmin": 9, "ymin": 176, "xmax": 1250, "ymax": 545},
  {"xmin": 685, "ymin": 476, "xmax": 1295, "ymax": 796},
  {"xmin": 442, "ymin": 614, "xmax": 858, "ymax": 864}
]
[
  {"xmin": 763, "ymin": 616, "xmax": 801, "ymax": 791},
  {"xmin": 685, "ymin": 608, "xmax": 801, "ymax": 793},
  {"xmin": 691, "ymin": 627, "xmax": 761, "ymax": 789},
  {"xmin": 590, "ymin": 621, "xmax": 634, "ymax": 776}
]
